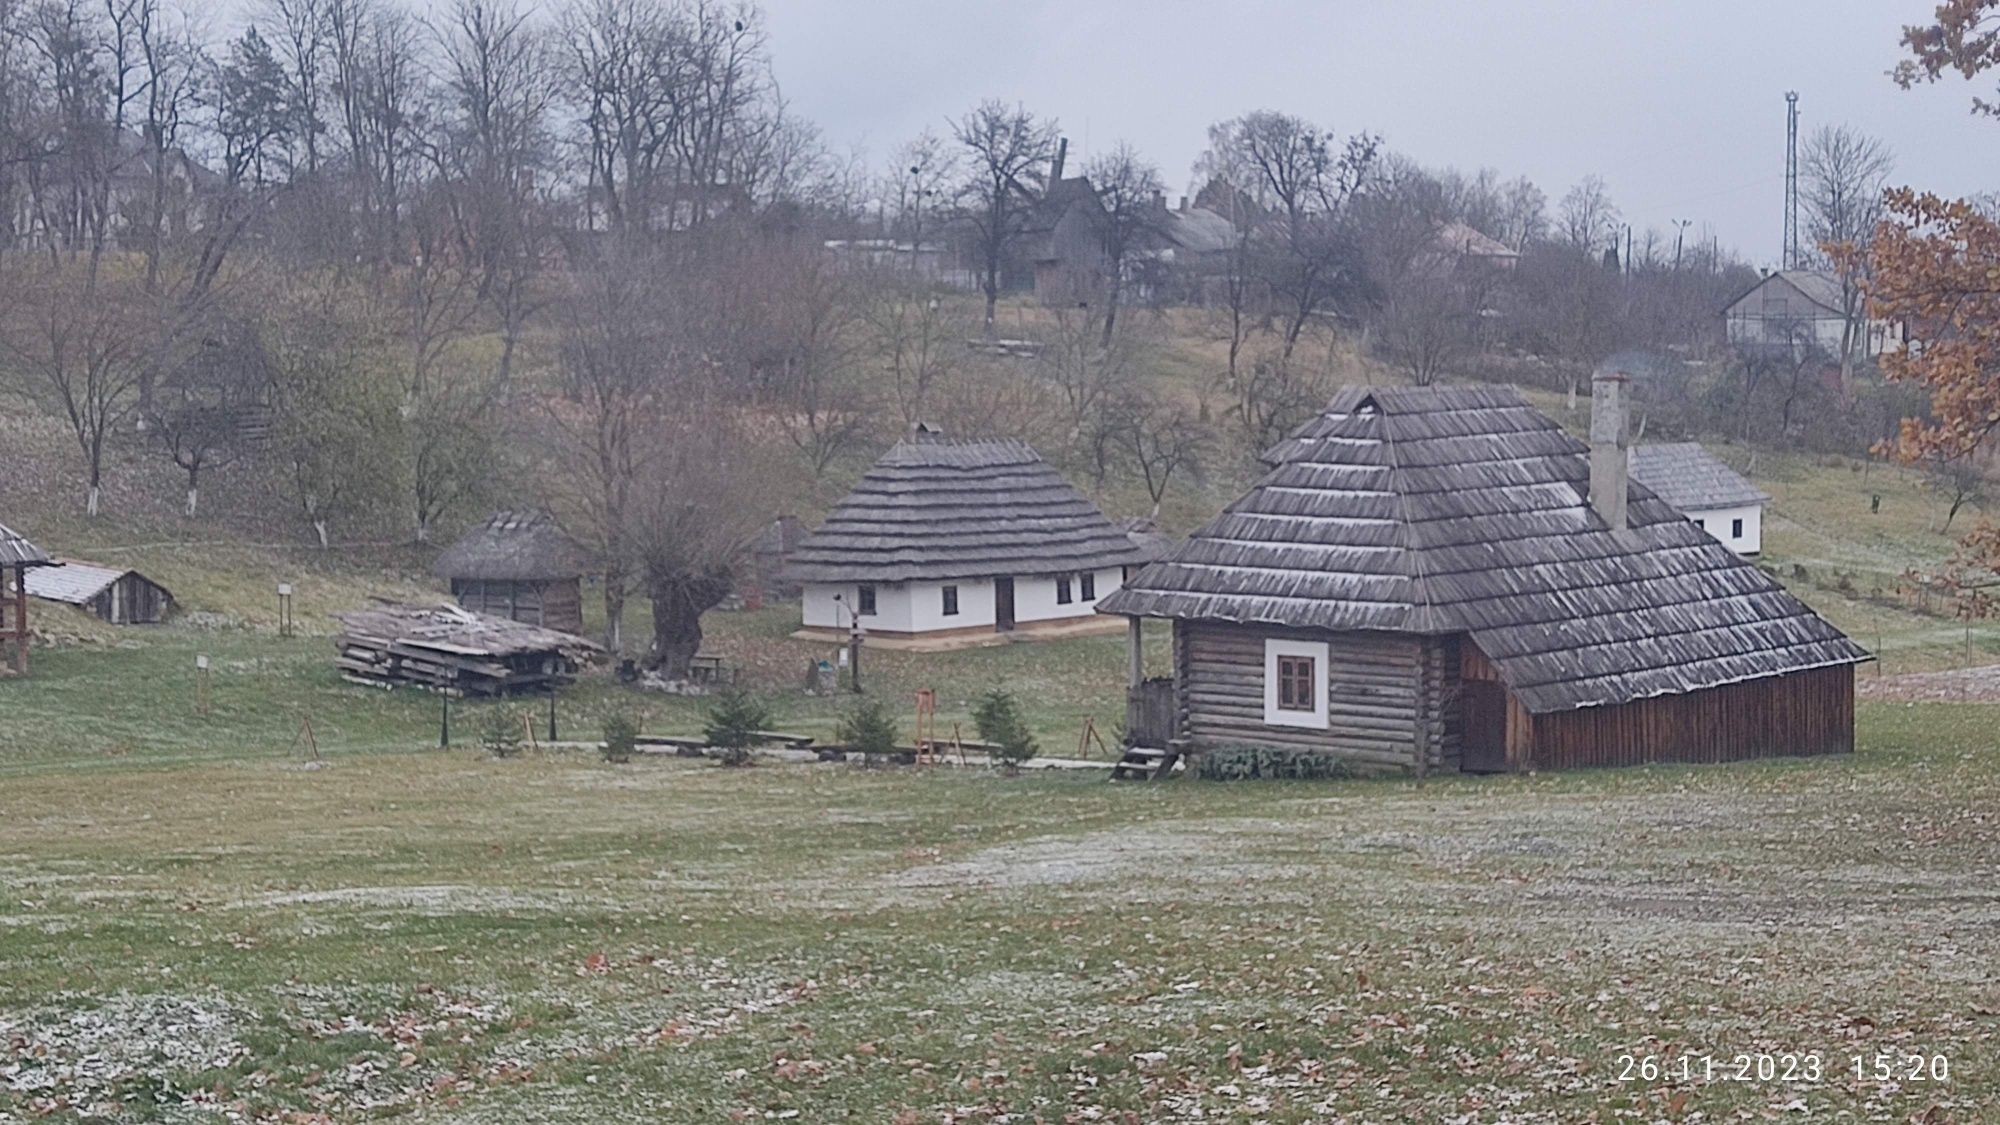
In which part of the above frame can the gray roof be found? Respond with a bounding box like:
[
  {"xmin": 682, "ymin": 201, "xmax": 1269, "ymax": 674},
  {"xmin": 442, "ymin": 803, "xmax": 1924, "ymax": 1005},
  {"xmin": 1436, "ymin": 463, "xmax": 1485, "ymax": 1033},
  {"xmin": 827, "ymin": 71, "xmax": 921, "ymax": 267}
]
[
  {"xmin": 0, "ymin": 523, "xmax": 51, "ymax": 569},
  {"xmin": 1630, "ymin": 443, "xmax": 1770, "ymax": 512},
  {"xmin": 25, "ymin": 560, "xmax": 170, "ymax": 606},
  {"xmin": 433, "ymin": 512, "xmax": 595, "ymax": 582},
  {"xmin": 1098, "ymin": 385, "xmax": 1867, "ymax": 715},
  {"xmin": 1157, "ymin": 207, "xmax": 1238, "ymax": 255},
  {"xmin": 1727, "ymin": 269, "xmax": 1845, "ymax": 315},
  {"xmin": 786, "ymin": 438, "xmax": 1144, "ymax": 584}
]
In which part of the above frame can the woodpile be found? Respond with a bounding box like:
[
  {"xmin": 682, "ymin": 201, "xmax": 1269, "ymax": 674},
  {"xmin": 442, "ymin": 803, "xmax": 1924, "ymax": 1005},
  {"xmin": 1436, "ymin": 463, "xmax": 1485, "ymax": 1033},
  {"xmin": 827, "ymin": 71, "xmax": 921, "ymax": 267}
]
[{"xmin": 335, "ymin": 603, "xmax": 601, "ymax": 696}]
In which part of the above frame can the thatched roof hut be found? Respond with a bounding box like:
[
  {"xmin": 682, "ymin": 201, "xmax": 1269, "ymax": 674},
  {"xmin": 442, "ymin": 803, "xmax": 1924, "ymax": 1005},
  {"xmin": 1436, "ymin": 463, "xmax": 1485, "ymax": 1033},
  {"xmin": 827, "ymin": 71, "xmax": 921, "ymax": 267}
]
[
  {"xmin": 787, "ymin": 437, "xmax": 1143, "ymax": 643},
  {"xmin": 1099, "ymin": 379, "xmax": 1868, "ymax": 772},
  {"xmin": 433, "ymin": 512, "xmax": 594, "ymax": 636}
]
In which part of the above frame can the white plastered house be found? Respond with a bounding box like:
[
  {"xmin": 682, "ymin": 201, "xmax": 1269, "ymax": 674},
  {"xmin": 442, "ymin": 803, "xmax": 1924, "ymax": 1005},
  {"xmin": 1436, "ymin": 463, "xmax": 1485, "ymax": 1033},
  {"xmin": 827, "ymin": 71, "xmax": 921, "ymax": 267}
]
[{"xmin": 1630, "ymin": 443, "xmax": 1771, "ymax": 556}]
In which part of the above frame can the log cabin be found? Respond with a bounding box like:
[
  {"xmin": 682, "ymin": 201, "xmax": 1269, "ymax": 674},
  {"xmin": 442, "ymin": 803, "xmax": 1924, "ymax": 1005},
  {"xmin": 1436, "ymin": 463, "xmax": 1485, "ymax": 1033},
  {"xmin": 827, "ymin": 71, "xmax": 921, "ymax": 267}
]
[
  {"xmin": 433, "ymin": 512, "xmax": 594, "ymax": 637},
  {"xmin": 786, "ymin": 436, "xmax": 1146, "ymax": 647},
  {"xmin": 1097, "ymin": 376, "xmax": 1870, "ymax": 773}
]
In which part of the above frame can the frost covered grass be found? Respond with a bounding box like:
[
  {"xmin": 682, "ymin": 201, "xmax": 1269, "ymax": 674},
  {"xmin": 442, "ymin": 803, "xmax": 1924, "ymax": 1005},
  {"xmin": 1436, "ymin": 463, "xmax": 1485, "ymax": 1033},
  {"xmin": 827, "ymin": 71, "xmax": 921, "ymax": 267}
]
[{"xmin": 2, "ymin": 702, "xmax": 1998, "ymax": 1121}]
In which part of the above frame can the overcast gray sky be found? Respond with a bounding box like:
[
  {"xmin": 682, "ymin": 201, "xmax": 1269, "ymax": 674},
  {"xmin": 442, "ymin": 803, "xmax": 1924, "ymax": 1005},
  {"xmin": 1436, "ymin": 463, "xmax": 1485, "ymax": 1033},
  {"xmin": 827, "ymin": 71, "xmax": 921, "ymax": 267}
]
[{"xmin": 756, "ymin": 0, "xmax": 1993, "ymax": 265}]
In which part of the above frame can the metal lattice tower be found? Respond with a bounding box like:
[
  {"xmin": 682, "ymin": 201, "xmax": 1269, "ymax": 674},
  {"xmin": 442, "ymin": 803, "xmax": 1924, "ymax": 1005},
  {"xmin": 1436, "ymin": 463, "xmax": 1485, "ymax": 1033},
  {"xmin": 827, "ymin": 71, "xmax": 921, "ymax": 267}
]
[{"xmin": 1782, "ymin": 91, "xmax": 1800, "ymax": 269}]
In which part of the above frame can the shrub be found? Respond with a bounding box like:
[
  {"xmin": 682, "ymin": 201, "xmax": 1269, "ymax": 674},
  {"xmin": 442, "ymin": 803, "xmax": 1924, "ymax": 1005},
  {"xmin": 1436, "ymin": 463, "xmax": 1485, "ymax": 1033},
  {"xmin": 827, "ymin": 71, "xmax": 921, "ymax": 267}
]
[
  {"xmin": 972, "ymin": 689, "xmax": 1039, "ymax": 773},
  {"xmin": 479, "ymin": 704, "xmax": 523, "ymax": 758},
  {"xmin": 703, "ymin": 689, "xmax": 772, "ymax": 767},
  {"xmin": 1193, "ymin": 745, "xmax": 1356, "ymax": 782},
  {"xmin": 835, "ymin": 696, "xmax": 899, "ymax": 758},
  {"xmin": 601, "ymin": 710, "xmax": 641, "ymax": 764}
]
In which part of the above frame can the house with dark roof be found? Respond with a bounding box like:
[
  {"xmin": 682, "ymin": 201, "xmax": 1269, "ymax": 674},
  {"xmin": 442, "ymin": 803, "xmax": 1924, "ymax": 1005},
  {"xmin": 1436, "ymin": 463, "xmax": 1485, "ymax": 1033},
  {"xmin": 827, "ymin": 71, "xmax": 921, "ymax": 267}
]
[
  {"xmin": 1631, "ymin": 443, "xmax": 1771, "ymax": 555},
  {"xmin": 786, "ymin": 437, "xmax": 1144, "ymax": 646},
  {"xmin": 25, "ymin": 560, "xmax": 174, "ymax": 624},
  {"xmin": 0, "ymin": 522, "xmax": 55, "ymax": 674},
  {"xmin": 1098, "ymin": 376, "xmax": 1868, "ymax": 773},
  {"xmin": 1723, "ymin": 269, "xmax": 1905, "ymax": 359},
  {"xmin": 433, "ymin": 512, "xmax": 595, "ymax": 636}
]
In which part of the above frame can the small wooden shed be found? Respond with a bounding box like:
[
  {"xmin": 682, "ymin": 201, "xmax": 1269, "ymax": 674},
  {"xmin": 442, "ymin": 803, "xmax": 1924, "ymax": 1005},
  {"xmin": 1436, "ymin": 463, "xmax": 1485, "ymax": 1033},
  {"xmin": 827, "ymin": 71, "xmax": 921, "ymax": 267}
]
[
  {"xmin": 0, "ymin": 522, "xmax": 54, "ymax": 674},
  {"xmin": 433, "ymin": 512, "xmax": 594, "ymax": 636},
  {"xmin": 1099, "ymin": 378, "xmax": 1870, "ymax": 773},
  {"xmin": 25, "ymin": 560, "xmax": 175, "ymax": 624}
]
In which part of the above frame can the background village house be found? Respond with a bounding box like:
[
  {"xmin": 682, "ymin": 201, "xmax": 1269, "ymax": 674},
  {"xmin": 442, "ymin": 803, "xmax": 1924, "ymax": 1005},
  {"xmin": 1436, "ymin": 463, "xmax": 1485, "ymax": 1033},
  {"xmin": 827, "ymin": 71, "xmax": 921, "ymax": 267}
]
[
  {"xmin": 1099, "ymin": 377, "xmax": 1869, "ymax": 773},
  {"xmin": 433, "ymin": 512, "xmax": 595, "ymax": 637},
  {"xmin": 1631, "ymin": 442, "xmax": 1771, "ymax": 555},
  {"xmin": 1723, "ymin": 269, "xmax": 1904, "ymax": 359},
  {"xmin": 786, "ymin": 436, "xmax": 1145, "ymax": 648},
  {"xmin": 25, "ymin": 560, "xmax": 174, "ymax": 624}
]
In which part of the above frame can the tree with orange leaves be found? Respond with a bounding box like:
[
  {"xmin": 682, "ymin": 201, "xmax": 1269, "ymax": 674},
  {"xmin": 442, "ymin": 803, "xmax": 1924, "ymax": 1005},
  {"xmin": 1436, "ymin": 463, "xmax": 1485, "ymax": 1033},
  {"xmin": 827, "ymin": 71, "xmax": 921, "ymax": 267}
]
[{"xmin": 1895, "ymin": 1, "xmax": 2000, "ymax": 116}]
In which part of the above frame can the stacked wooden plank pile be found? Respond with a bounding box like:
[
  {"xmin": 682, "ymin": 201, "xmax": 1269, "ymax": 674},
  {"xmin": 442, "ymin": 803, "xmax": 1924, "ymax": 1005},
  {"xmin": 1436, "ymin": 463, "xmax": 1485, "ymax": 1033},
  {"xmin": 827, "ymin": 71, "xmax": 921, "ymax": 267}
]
[{"xmin": 335, "ymin": 603, "xmax": 601, "ymax": 696}]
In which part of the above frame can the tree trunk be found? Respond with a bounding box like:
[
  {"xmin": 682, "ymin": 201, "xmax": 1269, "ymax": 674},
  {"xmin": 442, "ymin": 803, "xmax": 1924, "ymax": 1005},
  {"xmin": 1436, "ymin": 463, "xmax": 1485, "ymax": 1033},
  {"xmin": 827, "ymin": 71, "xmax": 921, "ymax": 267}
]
[
  {"xmin": 1100, "ymin": 271, "xmax": 1122, "ymax": 348},
  {"xmin": 603, "ymin": 572, "xmax": 626, "ymax": 655},
  {"xmin": 645, "ymin": 570, "xmax": 732, "ymax": 680},
  {"xmin": 86, "ymin": 484, "xmax": 100, "ymax": 519},
  {"xmin": 185, "ymin": 486, "xmax": 198, "ymax": 518},
  {"xmin": 312, "ymin": 520, "xmax": 330, "ymax": 549}
]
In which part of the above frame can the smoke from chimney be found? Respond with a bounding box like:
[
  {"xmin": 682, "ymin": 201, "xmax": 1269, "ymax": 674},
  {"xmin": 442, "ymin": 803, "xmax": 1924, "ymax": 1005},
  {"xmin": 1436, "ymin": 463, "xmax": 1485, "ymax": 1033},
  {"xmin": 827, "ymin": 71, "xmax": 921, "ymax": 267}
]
[{"xmin": 1588, "ymin": 372, "xmax": 1630, "ymax": 532}]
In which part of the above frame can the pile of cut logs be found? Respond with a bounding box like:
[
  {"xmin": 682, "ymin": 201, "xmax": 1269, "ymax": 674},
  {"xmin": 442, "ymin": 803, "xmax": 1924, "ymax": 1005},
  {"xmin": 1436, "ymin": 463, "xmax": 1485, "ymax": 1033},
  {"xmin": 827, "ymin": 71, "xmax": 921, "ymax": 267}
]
[{"xmin": 335, "ymin": 603, "xmax": 600, "ymax": 696}]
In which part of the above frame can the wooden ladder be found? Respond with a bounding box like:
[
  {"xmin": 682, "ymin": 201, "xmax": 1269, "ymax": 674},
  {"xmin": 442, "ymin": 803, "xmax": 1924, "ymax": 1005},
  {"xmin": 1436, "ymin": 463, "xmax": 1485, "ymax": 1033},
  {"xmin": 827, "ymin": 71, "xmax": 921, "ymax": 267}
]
[{"xmin": 1110, "ymin": 746, "xmax": 1179, "ymax": 781}]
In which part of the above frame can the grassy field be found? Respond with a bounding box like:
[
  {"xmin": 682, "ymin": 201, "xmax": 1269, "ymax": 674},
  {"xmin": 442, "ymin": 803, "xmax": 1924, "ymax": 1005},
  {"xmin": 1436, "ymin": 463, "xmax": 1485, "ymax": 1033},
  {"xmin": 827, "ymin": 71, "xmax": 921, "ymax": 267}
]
[{"xmin": 2, "ymin": 698, "xmax": 1998, "ymax": 1121}]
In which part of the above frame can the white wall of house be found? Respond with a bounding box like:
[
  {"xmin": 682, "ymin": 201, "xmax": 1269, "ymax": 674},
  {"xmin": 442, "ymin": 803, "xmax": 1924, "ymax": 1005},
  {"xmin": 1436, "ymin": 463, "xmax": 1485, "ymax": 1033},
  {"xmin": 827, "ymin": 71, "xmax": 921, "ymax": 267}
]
[
  {"xmin": 1686, "ymin": 504, "xmax": 1763, "ymax": 555},
  {"xmin": 1012, "ymin": 567, "xmax": 1125, "ymax": 623},
  {"xmin": 802, "ymin": 566, "xmax": 1124, "ymax": 634}
]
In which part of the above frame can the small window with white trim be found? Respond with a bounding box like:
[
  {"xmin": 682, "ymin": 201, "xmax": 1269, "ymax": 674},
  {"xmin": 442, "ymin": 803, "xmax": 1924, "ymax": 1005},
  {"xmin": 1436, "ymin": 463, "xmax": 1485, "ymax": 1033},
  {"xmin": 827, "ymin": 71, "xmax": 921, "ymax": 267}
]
[
  {"xmin": 1079, "ymin": 571, "xmax": 1097, "ymax": 600},
  {"xmin": 1055, "ymin": 576, "xmax": 1073, "ymax": 604},
  {"xmin": 1263, "ymin": 638, "xmax": 1330, "ymax": 729},
  {"xmin": 941, "ymin": 585, "xmax": 959, "ymax": 616}
]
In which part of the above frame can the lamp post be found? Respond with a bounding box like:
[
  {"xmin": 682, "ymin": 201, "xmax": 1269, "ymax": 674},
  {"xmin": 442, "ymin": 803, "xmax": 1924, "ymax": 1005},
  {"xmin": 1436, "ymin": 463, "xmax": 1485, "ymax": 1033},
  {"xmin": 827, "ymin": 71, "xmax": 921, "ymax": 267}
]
[{"xmin": 439, "ymin": 689, "xmax": 451, "ymax": 748}]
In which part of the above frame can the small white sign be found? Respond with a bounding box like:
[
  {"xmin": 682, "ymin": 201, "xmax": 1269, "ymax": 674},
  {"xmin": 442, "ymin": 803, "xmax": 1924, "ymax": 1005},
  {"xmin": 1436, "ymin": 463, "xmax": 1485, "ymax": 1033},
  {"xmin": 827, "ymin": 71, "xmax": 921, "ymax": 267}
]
[
  {"xmin": 836, "ymin": 648, "xmax": 849, "ymax": 667},
  {"xmin": 195, "ymin": 655, "xmax": 210, "ymax": 670},
  {"xmin": 277, "ymin": 583, "xmax": 293, "ymax": 597}
]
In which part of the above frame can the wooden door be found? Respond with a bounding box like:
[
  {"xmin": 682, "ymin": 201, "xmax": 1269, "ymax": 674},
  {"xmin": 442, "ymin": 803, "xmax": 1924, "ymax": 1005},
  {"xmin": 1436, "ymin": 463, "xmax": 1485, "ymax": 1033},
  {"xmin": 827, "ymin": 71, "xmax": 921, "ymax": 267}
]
[
  {"xmin": 1461, "ymin": 679, "xmax": 1510, "ymax": 773},
  {"xmin": 994, "ymin": 577, "xmax": 1015, "ymax": 632}
]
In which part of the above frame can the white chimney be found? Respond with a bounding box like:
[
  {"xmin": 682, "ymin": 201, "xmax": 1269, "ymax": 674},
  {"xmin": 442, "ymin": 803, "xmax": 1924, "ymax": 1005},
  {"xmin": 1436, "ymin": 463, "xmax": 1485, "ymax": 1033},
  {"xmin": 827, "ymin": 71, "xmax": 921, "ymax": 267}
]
[{"xmin": 1588, "ymin": 371, "xmax": 1630, "ymax": 531}]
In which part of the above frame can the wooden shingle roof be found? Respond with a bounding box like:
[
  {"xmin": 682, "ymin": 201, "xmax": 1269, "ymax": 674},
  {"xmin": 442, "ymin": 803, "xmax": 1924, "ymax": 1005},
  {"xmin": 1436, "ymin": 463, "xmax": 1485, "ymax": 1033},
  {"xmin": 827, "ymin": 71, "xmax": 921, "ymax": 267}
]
[
  {"xmin": 785, "ymin": 438, "xmax": 1143, "ymax": 584},
  {"xmin": 1097, "ymin": 385, "xmax": 1867, "ymax": 715},
  {"xmin": 0, "ymin": 522, "xmax": 52, "ymax": 569},
  {"xmin": 1630, "ymin": 443, "xmax": 1770, "ymax": 512},
  {"xmin": 433, "ymin": 512, "xmax": 595, "ymax": 582}
]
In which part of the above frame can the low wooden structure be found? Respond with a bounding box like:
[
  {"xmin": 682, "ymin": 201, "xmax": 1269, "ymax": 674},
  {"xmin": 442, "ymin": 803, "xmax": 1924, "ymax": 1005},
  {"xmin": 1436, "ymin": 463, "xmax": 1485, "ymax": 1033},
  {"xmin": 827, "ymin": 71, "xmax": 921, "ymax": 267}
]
[
  {"xmin": 25, "ymin": 560, "xmax": 174, "ymax": 624},
  {"xmin": 1099, "ymin": 379, "xmax": 1870, "ymax": 774},
  {"xmin": 0, "ymin": 523, "xmax": 54, "ymax": 674},
  {"xmin": 433, "ymin": 512, "xmax": 593, "ymax": 635},
  {"xmin": 335, "ymin": 603, "xmax": 601, "ymax": 696}
]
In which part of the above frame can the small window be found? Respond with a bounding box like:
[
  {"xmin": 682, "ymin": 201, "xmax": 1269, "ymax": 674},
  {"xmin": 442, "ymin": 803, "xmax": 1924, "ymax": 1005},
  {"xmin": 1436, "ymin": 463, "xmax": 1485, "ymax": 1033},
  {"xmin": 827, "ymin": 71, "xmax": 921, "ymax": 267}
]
[
  {"xmin": 1055, "ymin": 576, "xmax": 1073, "ymax": 605},
  {"xmin": 1693, "ymin": 518, "xmax": 1705, "ymax": 531},
  {"xmin": 1731, "ymin": 517, "xmax": 1744, "ymax": 539},
  {"xmin": 1079, "ymin": 571, "xmax": 1096, "ymax": 601},
  {"xmin": 857, "ymin": 584, "xmax": 877, "ymax": 616},
  {"xmin": 1276, "ymin": 656, "xmax": 1316, "ymax": 712},
  {"xmin": 941, "ymin": 585, "xmax": 959, "ymax": 616}
]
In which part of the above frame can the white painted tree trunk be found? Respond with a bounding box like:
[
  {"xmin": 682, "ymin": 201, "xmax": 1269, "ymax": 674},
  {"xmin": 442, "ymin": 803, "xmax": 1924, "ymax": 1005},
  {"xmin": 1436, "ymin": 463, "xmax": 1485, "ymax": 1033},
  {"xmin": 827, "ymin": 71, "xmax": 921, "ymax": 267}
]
[
  {"xmin": 185, "ymin": 487, "xmax": 199, "ymax": 518},
  {"xmin": 312, "ymin": 520, "xmax": 329, "ymax": 549},
  {"xmin": 86, "ymin": 485, "xmax": 100, "ymax": 518}
]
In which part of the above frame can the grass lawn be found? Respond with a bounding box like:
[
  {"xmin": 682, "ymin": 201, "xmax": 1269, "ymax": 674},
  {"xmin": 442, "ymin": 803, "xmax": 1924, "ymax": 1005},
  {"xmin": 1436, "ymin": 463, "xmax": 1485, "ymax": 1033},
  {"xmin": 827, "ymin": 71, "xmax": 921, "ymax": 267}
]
[{"xmin": 4, "ymin": 622, "xmax": 2000, "ymax": 1121}]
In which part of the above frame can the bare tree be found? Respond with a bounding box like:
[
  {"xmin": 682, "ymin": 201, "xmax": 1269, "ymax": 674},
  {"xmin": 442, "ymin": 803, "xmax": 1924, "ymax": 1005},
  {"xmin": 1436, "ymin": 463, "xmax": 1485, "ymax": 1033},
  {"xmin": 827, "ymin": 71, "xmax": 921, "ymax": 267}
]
[
  {"xmin": 1197, "ymin": 110, "xmax": 1378, "ymax": 358},
  {"xmin": 1082, "ymin": 141, "xmax": 1163, "ymax": 345},
  {"xmin": 1557, "ymin": 174, "xmax": 1619, "ymax": 255},
  {"xmin": 1117, "ymin": 396, "xmax": 1212, "ymax": 518},
  {"xmin": 950, "ymin": 98, "xmax": 1056, "ymax": 333},
  {"xmin": 147, "ymin": 315, "xmax": 269, "ymax": 517},
  {"xmin": 1800, "ymin": 123, "xmax": 1894, "ymax": 382},
  {"xmin": 863, "ymin": 280, "xmax": 958, "ymax": 426},
  {"xmin": 885, "ymin": 128, "xmax": 954, "ymax": 249}
]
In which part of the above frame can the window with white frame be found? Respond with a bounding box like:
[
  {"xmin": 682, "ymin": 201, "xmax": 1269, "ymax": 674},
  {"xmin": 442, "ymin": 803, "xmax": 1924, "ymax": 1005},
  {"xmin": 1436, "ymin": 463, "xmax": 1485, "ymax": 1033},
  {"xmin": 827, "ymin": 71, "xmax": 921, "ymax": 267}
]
[
  {"xmin": 1263, "ymin": 638, "xmax": 1330, "ymax": 728},
  {"xmin": 1055, "ymin": 576, "xmax": 1073, "ymax": 604}
]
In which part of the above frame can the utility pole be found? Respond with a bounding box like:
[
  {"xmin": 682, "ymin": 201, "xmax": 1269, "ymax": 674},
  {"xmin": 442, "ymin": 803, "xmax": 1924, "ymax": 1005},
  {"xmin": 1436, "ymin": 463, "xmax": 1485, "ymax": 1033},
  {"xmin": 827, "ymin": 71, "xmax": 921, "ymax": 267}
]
[
  {"xmin": 1783, "ymin": 91, "xmax": 1800, "ymax": 269},
  {"xmin": 1672, "ymin": 218, "xmax": 1693, "ymax": 271}
]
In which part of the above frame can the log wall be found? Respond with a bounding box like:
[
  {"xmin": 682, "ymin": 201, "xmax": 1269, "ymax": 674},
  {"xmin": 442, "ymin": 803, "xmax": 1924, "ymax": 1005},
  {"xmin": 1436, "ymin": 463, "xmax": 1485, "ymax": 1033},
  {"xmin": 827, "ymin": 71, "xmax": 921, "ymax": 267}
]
[{"xmin": 1174, "ymin": 621, "xmax": 1444, "ymax": 771}]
